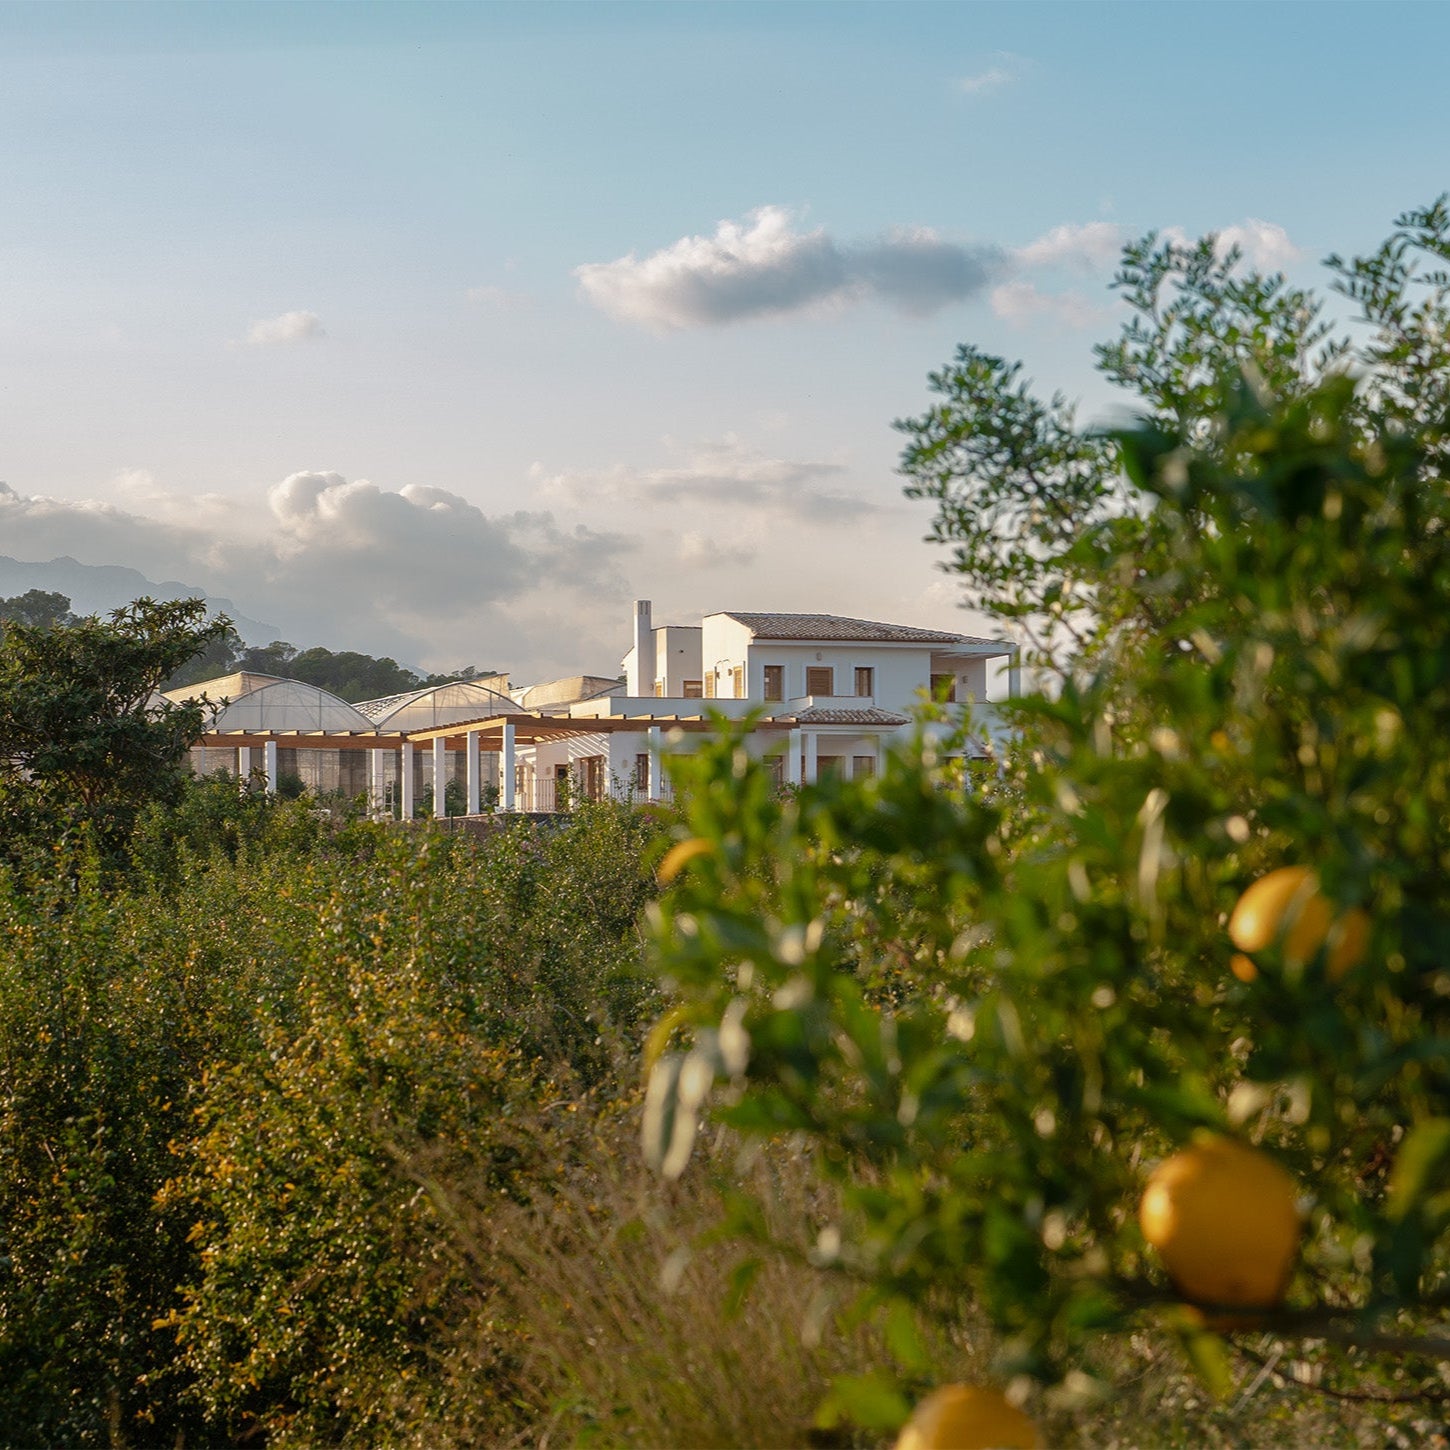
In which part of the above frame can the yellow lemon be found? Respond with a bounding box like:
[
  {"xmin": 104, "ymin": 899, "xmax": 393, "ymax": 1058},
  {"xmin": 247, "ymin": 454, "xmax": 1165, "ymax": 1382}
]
[
  {"xmin": 1140, "ymin": 1133, "xmax": 1301, "ymax": 1309},
  {"xmin": 1228, "ymin": 866, "xmax": 1369, "ymax": 980},
  {"xmin": 894, "ymin": 1385, "xmax": 1041, "ymax": 1450},
  {"xmin": 1229, "ymin": 953, "xmax": 1259, "ymax": 984}
]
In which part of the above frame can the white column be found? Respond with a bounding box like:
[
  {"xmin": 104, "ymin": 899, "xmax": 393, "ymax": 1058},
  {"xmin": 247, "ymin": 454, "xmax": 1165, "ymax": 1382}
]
[
  {"xmin": 237, "ymin": 746, "xmax": 252, "ymax": 788},
  {"xmin": 804, "ymin": 730, "xmax": 819, "ymax": 785},
  {"xmin": 369, "ymin": 748, "xmax": 387, "ymax": 818},
  {"xmin": 647, "ymin": 725, "xmax": 662, "ymax": 803},
  {"xmin": 843, "ymin": 747, "xmax": 856, "ymax": 781},
  {"xmin": 501, "ymin": 721, "xmax": 516, "ymax": 812},
  {"xmin": 787, "ymin": 729, "xmax": 803, "ymax": 787},
  {"xmin": 432, "ymin": 737, "xmax": 448, "ymax": 819},
  {"xmin": 264, "ymin": 739, "xmax": 279, "ymax": 795},
  {"xmin": 466, "ymin": 730, "xmax": 481, "ymax": 815},
  {"xmin": 400, "ymin": 741, "xmax": 415, "ymax": 819}
]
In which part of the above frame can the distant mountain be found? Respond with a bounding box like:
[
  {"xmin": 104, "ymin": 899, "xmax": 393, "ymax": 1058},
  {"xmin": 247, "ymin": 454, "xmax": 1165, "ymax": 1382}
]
[{"xmin": 0, "ymin": 555, "xmax": 280, "ymax": 645}]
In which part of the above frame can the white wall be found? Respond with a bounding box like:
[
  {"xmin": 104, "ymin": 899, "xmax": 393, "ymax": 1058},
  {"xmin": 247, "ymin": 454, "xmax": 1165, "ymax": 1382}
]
[
  {"xmin": 933, "ymin": 652, "xmax": 990, "ymax": 700},
  {"xmin": 700, "ymin": 615, "xmax": 754, "ymax": 696},
  {"xmin": 747, "ymin": 641, "xmax": 934, "ymax": 710},
  {"xmin": 654, "ymin": 626, "xmax": 703, "ymax": 695}
]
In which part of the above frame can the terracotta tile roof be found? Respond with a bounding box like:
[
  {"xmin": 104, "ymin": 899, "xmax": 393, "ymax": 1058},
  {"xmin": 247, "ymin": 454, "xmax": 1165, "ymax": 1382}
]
[
  {"xmin": 788, "ymin": 706, "xmax": 911, "ymax": 726},
  {"xmin": 720, "ymin": 611, "xmax": 1005, "ymax": 648}
]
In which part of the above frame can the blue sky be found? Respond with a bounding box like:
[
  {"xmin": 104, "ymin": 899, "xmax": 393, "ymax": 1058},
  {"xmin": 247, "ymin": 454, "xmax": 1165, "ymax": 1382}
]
[{"xmin": 1, "ymin": 1, "xmax": 1447, "ymax": 676}]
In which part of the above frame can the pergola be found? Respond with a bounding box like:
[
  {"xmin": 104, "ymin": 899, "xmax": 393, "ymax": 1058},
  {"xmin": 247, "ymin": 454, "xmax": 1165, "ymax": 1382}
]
[{"xmin": 200, "ymin": 710, "xmax": 799, "ymax": 817}]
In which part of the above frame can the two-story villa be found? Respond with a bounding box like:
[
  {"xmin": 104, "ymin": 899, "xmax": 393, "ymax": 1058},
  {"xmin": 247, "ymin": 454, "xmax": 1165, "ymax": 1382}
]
[{"xmin": 495, "ymin": 600, "xmax": 1017, "ymax": 807}]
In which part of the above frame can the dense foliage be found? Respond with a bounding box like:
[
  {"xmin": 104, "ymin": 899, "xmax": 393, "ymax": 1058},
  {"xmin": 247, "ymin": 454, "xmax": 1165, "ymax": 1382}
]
[
  {"xmin": 643, "ymin": 202, "xmax": 1450, "ymax": 1428},
  {"xmin": 0, "ymin": 790, "xmax": 664, "ymax": 1447},
  {"xmin": 0, "ymin": 597, "xmax": 230, "ymax": 869},
  {"xmin": 0, "ymin": 588, "xmax": 76, "ymax": 631}
]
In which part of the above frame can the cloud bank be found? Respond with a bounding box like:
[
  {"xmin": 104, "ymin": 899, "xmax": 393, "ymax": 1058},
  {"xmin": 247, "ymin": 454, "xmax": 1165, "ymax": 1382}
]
[
  {"xmin": 0, "ymin": 474, "xmax": 630, "ymax": 674},
  {"xmin": 576, "ymin": 209, "xmax": 1304, "ymax": 333}
]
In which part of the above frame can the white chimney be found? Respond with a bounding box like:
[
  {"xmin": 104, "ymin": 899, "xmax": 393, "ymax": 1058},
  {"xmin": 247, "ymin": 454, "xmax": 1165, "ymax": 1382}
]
[{"xmin": 629, "ymin": 599, "xmax": 655, "ymax": 696}]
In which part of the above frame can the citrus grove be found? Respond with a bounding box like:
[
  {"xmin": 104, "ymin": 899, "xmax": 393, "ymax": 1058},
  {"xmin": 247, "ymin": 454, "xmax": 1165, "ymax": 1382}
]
[{"xmin": 644, "ymin": 200, "xmax": 1450, "ymax": 1433}]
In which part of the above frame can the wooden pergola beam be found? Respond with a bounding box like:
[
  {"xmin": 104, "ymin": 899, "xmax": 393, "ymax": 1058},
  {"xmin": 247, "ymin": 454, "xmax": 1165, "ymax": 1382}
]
[
  {"xmin": 197, "ymin": 729, "xmax": 409, "ymax": 751},
  {"xmin": 197, "ymin": 712, "xmax": 799, "ymax": 755}
]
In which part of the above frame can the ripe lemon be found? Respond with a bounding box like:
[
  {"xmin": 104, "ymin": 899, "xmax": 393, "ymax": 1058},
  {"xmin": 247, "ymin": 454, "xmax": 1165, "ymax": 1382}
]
[
  {"xmin": 1228, "ymin": 866, "xmax": 1369, "ymax": 980},
  {"xmin": 1139, "ymin": 1133, "xmax": 1301, "ymax": 1308},
  {"xmin": 894, "ymin": 1385, "xmax": 1041, "ymax": 1450}
]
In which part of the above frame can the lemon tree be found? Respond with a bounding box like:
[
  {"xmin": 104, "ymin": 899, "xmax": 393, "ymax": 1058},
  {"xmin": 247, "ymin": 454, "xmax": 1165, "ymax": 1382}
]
[{"xmin": 644, "ymin": 202, "xmax": 1450, "ymax": 1422}]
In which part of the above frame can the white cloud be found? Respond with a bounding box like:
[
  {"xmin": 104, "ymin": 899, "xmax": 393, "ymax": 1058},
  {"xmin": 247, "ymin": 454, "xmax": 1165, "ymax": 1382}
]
[
  {"xmin": 575, "ymin": 206, "xmax": 1001, "ymax": 330},
  {"xmin": 990, "ymin": 281, "xmax": 1109, "ymax": 329},
  {"xmin": 1215, "ymin": 218, "xmax": 1302, "ymax": 269},
  {"xmin": 1014, "ymin": 221, "xmax": 1126, "ymax": 271},
  {"xmin": 1162, "ymin": 219, "xmax": 1302, "ymax": 270},
  {"xmin": 245, "ymin": 310, "xmax": 325, "ymax": 347},
  {"xmin": 534, "ymin": 435, "xmax": 877, "ymax": 524},
  {"xmin": 956, "ymin": 52, "xmax": 1026, "ymax": 96}
]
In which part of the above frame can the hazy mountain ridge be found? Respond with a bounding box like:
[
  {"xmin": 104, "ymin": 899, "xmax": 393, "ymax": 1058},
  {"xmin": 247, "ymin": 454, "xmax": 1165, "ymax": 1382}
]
[{"xmin": 0, "ymin": 555, "xmax": 279, "ymax": 645}]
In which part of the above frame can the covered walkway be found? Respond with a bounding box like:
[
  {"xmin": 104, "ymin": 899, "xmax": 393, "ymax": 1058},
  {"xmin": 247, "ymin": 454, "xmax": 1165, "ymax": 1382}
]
[{"xmin": 198, "ymin": 709, "xmax": 852, "ymax": 818}]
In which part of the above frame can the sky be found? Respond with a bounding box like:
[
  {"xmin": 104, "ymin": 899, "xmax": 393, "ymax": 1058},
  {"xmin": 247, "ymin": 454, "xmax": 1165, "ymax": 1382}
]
[{"xmin": 1, "ymin": 0, "xmax": 1448, "ymax": 680}]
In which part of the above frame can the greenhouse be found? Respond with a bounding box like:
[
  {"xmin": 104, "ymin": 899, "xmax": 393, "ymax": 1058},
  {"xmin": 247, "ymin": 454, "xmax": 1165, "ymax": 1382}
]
[{"xmin": 174, "ymin": 674, "xmax": 393, "ymax": 799}]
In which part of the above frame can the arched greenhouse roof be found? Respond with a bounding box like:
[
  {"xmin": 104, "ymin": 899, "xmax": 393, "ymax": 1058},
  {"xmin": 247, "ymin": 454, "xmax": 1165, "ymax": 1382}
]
[
  {"xmin": 356, "ymin": 678, "xmax": 518, "ymax": 730},
  {"xmin": 205, "ymin": 679, "xmax": 376, "ymax": 732}
]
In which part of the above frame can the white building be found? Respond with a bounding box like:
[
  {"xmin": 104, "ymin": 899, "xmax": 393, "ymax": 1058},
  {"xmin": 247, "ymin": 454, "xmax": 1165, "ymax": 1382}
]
[
  {"xmin": 183, "ymin": 600, "xmax": 1016, "ymax": 815},
  {"xmin": 486, "ymin": 601, "xmax": 1017, "ymax": 809}
]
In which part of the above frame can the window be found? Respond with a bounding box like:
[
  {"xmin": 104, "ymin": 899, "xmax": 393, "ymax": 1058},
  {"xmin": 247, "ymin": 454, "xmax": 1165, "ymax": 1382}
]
[
  {"xmin": 766, "ymin": 753, "xmax": 786, "ymax": 788},
  {"xmin": 763, "ymin": 665, "xmax": 784, "ymax": 701},
  {"xmin": 634, "ymin": 753, "xmax": 649, "ymax": 792},
  {"xmin": 653, "ymin": 681, "xmax": 663, "ymax": 697},
  {"xmin": 806, "ymin": 666, "xmax": 833, "ymax": 697},
  {"xmin": 853, "ymin": 754, "xmax": 876, "ymax": 777},
  {"xmin": 854, "ymin": 666, "xmax": 874, "ymax": 698},
  {"xmin": 704, "ymin": 673, "xmax": 716, "ymax": 699},
  {"xmin": 930, "ymin": 672, "xmax": 957, "ymax": 702},
  {"xmin": 732, "ymin": 665, "xmax": 744, "ymax": 698},
  {"xmin": 817, "ymin": 755, "xmax": 842, "ymax": 779},
  {"xmin": 683, "ymin": 679, "xmax": 703, "ymax": 698}
]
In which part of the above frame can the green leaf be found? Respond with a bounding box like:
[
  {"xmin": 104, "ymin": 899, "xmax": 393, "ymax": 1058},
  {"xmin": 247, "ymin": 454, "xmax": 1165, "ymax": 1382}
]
[
  {"xmin": 883, "ymin": 1297, "xmax": 930, "ymax": 1374},
  {"xmin": 1166, "ymin": 1307, "xmax": 1233, "ymax": 1400},
  {"xmin": 1388, "ymin": 1119, "xmax": 1450, "ymax": 1223},
  {"xmin": 814, "ymin": 1372, "xmax": 912, "ymax": 1434}
]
